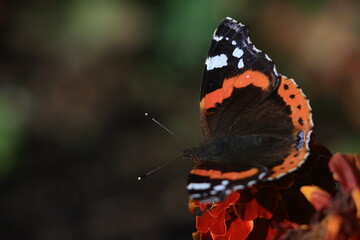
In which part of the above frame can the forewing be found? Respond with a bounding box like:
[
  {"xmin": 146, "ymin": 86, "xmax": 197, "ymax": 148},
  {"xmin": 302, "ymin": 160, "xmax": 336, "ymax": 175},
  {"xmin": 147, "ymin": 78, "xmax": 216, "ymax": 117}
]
[{"xmin": 200, "ymin": 17, "xmax": 279, "ymax": 140}]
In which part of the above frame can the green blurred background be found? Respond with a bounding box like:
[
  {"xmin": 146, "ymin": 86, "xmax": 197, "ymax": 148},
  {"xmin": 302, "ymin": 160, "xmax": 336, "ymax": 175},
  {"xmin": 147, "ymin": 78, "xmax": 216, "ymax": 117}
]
[{"xmin": 0, "ymin": 0, "xmax": 359, "ymax": 239}]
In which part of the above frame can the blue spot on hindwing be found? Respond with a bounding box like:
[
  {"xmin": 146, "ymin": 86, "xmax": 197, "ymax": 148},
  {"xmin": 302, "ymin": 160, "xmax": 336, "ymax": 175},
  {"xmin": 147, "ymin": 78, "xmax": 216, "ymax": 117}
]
[{"xmin": 296, "ymin": 130, "xmax": 305, "ymax": 150}]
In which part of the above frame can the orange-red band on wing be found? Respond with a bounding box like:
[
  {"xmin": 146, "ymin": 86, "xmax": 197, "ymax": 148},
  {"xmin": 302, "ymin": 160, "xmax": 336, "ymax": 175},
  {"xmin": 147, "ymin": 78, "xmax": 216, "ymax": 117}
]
[
  {"xmin": 200, "ymin": 70, "xmax": 271, "ymax": 111},
  {"xmin": 191, "ymin": 168, "xmax": 259, "ymax": 181},
  {"xmin": 277, "ymin": 77, "xmax": 312, "ymax": 134},
  {"xmin": 268, "ymin": 76, "xmax": 313, "ymax": 179}
]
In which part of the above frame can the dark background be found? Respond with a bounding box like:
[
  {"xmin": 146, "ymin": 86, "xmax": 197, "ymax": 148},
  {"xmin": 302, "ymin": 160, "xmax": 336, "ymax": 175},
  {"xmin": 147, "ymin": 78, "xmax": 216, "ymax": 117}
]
[{"xmin": 0, "ymin": 0, "xmax": 359, "ymax": 239}]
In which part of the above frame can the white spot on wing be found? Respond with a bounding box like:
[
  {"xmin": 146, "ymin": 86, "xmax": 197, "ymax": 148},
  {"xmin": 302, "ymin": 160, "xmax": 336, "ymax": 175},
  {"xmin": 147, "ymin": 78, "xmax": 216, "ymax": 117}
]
[
  {"xmin": 273, "ymin": 65, "xmax": 278, "ymax": 76},
  {"xmin": 226, "ymin": 17, "xmax": 235, "ymax": 22},
  {"xmin": 274, "ymin": 172, "xmax": 286, "ymax": 179},
  {"xmin": 187, "ymin": 182, "xmax": 211, "ymax": 190},
  {"xmin": 232, "ymin": 47, "xmax": 244, "ymax": 58},
  {"xmin": 252, "ymin": 45, "xmax": 261, "ymax": 53},
  {"xmin": 247, "ymin": 180, "xmax": 257, "ymax": 186},
  {"xmin": 213, "ymin": 185, "xmax": 225, "ymax": 191},
  {"xmin": 206, "ymin": 54, "xmax": 228, "ymax": 70},
  {"xmin": 189, "ymin": 193, "xmax": 201, "ymax": 199},
  {"xmin": 238, "ymin": 59, "xmax": 244, "ymax": 68},
  {"xmin": 231, "ymin": 40, "xmax": 237, "ymax": 45},
  {"xmin": 205, "ymin": 57, "xmax": 209, "ymax": 66},
  {"xmin": 221, "ymin": 180, "xmax": 229, "ymax": 185},
  {"xmin": 265, "ymin": 54, "xmax": 272, "ymax": 61},
  {"xmin": 233, "ymin": 185, "xmax": 245, "ymax": 191},
  {"xmin": 213, "ymin": 35, "xmax": 224, "ymax": 41},
  {"xmin": 258, "ymin": 172, "xmax": 267, "ymax": 179},
  {"xmin": 225, "ymin": 17, "xmax": 244, "ymax": 26}
]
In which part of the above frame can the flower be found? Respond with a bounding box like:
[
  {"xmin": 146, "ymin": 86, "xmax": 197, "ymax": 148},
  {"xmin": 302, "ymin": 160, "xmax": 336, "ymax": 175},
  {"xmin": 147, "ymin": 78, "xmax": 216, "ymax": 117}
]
[{"xmin": 189, "ymin": 187, "xmax": 289, "ymax": 240}]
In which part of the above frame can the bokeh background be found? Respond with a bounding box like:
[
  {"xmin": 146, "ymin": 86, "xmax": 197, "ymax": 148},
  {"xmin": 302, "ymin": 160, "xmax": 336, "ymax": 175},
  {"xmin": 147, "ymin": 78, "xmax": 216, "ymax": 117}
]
[{"xmin": 0, "ymin": 0, "xmax": 359, "ymax": 239}]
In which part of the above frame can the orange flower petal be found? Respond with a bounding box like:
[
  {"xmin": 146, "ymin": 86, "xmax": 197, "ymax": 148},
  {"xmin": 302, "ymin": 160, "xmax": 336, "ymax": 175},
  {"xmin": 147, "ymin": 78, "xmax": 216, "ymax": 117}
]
[
  {"xmin": 192, "ymin": 231, "xmax": 201, "ymax": 240},
  {"xmin": 189, "ymin": 199, "xmax": 200, "ymax": 213},
  {"xmin": 209, "ymin": 192, "xmax": 240, "ymax": 218},
  {"xmin": 225, "ymin": 219, "xmax": 253, "ymax": 240},
  {"xmin": 351, "ymin": 188, "xmax": 360, "ymax": 218},
  {"xmin": 200, "ymin": 202, "xmax": 210, "ymax": 211},
  {"xmin": 326, "ymin": 214, "xmax": 342, "ymax": 240},
  {"xmin": 234, "ymin": 199, "xmax": 258, "ymax": 221},
  {"xmin": 300, "ymin": 186, "xmax": 331, "ymax": 211},
  {"xmin": 196, "ymin": 210, "xmax": 227, "ymax": 236}
]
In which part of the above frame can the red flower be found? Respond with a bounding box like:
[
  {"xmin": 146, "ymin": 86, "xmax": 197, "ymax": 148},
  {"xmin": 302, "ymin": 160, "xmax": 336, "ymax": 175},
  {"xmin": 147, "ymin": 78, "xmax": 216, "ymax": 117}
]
[{"xmin": 190, "ymin": 188, "xmax": 286, "ymax": 240}]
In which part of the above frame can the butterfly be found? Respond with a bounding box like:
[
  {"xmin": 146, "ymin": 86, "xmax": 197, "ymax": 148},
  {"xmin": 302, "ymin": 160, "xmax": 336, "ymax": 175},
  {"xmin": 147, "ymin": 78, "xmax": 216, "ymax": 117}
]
[{"xmin": 183, "ymin": 17, "xmax": 313, "ymax": 203}]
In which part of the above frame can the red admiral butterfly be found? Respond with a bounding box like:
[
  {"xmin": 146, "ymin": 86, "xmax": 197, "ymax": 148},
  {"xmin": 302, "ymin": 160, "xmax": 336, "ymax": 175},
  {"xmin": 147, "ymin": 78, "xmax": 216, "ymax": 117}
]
[{"xmin": 183, "ymin": 17, "xmax": 313, "ymax": 203}]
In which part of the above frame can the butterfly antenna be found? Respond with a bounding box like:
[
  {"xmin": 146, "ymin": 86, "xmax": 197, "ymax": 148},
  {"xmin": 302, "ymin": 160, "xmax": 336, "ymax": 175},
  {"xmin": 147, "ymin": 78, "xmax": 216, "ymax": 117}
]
[
  {"xmin": 145, "ymin": 113, "xmax": 190, "ymax": 146},
  {"xmin": 137, "ymin": 156, "xmax": 183, "ymax": 180}
]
